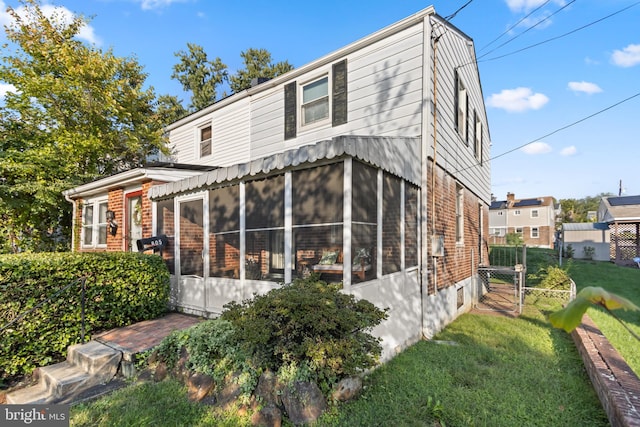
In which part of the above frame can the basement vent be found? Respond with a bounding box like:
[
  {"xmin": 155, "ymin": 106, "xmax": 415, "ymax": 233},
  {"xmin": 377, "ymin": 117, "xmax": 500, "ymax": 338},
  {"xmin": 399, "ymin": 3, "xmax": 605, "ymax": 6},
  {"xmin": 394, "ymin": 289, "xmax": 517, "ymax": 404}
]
[{"xmin": 457, "ymin": 287, "xmax": 464, "ymax": 309}]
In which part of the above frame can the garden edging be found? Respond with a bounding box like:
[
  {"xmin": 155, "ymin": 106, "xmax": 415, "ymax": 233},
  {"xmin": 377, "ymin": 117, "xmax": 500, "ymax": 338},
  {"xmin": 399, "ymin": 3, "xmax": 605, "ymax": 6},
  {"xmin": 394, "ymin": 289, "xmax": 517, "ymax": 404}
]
[{"xmin": 572, "ymin": 314, "xmax": 640, "ymax": 427}]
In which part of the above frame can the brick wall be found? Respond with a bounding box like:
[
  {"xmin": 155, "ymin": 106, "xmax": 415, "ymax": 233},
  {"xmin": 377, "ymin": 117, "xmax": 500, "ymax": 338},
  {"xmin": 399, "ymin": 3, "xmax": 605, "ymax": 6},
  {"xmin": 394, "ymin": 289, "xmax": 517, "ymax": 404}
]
[
  {"xmin": 426, "ymin": 162, "xmax": 490, "ymax": 294},
  {"xmin": 572, "ymin": 314, "xmax": 640, "ymax": 427},
  {"xmin": 107, "ymin": 188, "xmax": 124, "ymax": 251}
]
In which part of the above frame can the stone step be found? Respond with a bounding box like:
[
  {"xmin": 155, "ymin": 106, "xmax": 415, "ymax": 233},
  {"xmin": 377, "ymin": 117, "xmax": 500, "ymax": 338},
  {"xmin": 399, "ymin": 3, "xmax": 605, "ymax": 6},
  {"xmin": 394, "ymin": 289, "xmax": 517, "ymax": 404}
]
[
  {"xmin": 67, "ymin": 340, "xmax": 122, "ymax": 378},
  {"xmin": 6, "ymin": 341, "xmax": 122, "ymax": 405}
]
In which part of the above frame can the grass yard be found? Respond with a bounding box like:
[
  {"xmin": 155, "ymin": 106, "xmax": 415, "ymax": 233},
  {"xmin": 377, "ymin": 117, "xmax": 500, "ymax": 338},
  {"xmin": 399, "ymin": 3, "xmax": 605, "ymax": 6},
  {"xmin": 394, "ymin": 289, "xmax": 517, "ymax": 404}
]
[
  {"xmin": 71, "ymin": 299, "xmax": 608, "ymax": 426},
  {"xmin": 563, "ymin": 257, "xmax": 640, "ymax": 376}
]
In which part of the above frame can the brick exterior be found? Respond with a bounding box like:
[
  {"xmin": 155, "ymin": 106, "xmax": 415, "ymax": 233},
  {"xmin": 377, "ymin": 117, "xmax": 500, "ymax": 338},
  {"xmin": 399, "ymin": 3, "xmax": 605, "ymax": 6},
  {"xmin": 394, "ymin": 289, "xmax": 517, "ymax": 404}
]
[{"xmin": 426, "ymin": 162, "xmax": 489, "ymax": 295}]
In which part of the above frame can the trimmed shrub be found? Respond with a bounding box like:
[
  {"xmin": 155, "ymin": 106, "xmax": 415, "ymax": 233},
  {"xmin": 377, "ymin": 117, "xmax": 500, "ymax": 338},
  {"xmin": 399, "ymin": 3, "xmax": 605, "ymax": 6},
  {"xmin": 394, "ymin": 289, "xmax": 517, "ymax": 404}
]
[
  {"xmin": 0, "ymin": 252, "xmax": 170, "ymax": 379},
  {"xmin": 220, "ymin": 278, "xmax": 388, "ymax": 393}
]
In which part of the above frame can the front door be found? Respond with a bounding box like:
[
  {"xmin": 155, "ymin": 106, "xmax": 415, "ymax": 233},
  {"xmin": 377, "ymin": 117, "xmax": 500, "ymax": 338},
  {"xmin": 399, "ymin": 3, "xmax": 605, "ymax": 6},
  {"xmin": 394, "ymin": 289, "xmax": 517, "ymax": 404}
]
[
  {"xmin": 126, "ymin": 193, "xmax": 143, "ymax": 251},
  {"xmin": 177, "ymin": 197, "xmax": 206, "ymax": 312}
]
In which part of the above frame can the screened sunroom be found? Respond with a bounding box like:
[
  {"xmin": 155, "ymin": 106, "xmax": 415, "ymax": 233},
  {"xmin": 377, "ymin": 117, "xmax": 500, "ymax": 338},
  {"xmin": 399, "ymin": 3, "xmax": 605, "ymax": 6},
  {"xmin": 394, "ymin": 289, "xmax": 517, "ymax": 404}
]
[{"xmin": 149, "ymin": 137, "xmax": 421, "ymax": 306}]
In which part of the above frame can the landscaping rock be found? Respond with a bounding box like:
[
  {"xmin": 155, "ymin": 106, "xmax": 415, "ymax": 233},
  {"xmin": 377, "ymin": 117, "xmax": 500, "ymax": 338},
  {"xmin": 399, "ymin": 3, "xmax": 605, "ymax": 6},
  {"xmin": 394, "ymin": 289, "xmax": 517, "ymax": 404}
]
[
  {"xmin": 331, "ymin": 376, "xmax": 362, "ymax": 402},
  {"xmin": 281, "ymin": 381, "xmax": 327, "ymax": 425},
  {"xmin": 215, "ymin": 372, "xmax": 243, "ymax": 408},
  {"xmin": 187, "ymin": 372, "xmax": 214, "ymax": 402},
  {"xmin": 254, "ymin": 370, "xmax": 282, "ymax": 407},
  {"xmin": 250, "ymin": 403, "xmax": 282, "ymax": 427},
  {"xmin": 153, "ymin": 362, "xmax": 168, "ymax": 382}
]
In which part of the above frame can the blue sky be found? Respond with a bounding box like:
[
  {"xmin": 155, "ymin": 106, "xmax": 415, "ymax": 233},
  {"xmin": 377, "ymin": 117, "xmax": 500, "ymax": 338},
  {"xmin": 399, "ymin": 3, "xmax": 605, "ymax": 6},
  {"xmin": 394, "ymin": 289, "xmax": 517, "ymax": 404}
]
[{"xmin": 1, "ymin": 0, "xmax": 639, "ymax": 201}]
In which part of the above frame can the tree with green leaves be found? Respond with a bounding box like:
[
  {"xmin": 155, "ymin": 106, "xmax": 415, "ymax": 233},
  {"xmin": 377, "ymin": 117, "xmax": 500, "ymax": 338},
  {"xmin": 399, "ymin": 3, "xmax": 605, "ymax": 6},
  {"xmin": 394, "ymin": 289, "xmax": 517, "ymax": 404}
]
[
  {"xmin": 154, "ymin": 94, "xmax": 188, "ymax": 126},
  {"xmin": 559, "ymin": 193, "xmax": 612, "ymax": 223},
  {"xmin": 171, "ymin": 43, "xmax": 228, "ymax": 111},
  {"xmin": 228, "ymin": 48, "xmax": 294, "ymax": 93},
  {"xmin": 0, "ymin": 0, "xmax": 168, "ymax": 252}
]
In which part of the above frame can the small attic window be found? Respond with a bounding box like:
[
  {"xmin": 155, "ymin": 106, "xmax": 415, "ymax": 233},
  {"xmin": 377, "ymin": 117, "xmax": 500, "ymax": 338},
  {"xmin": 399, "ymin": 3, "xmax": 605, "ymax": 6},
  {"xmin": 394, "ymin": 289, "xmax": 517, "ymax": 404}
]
[{"xmin": 200, "ymin": 125, "xmax": 212, "ymax": 158}]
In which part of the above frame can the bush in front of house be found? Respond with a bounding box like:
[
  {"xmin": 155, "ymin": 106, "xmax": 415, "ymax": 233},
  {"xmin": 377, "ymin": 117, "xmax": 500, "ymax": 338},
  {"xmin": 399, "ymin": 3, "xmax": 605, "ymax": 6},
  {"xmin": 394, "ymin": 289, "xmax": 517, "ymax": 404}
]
[
  {"xmin": 220, "ymin": 278, "xmax": 388, "ymax": 394},
  {"xmin": 0, "ymin": 252, "xmax": 170, "ymax": 379}
]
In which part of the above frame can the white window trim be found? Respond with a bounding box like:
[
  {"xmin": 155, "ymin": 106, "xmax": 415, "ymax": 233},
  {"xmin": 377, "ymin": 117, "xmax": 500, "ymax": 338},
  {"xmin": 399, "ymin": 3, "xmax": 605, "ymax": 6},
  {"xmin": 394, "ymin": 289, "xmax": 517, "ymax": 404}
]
[
  {"xmin": 474, "ymin": 115, "xmax": 482, "ymax": 162},
  {"xmin": 456, "ymin": 73, "xmax": 467, "ymax": 141},
  {"xmin": 455, "ymin": 184, "xmax": 464, "ymax": 245},
  {"xmin": 196, "ymin": 121, "xmax": 212, "ymax": 159},
  {"xmin": 531, "ymin": 209, "xmax": 539, "ymax": 218},
  {"xmin": 514, "ymin": 210, "xmax": 521, "ymax": 216},
  {"xmin": 299, "ymin": 73, "xmax": 331, "ymax": 130},
  {"xmin": 81, "ymin": 197, "xmax": 109, "ymax": 249},
  {"xmin": 515, "ymin": 227, "xmax": 523, "ymax": 235},
  {"xmin": 531, "ymin": 227, "xmax": 540, "ymax": 238}
]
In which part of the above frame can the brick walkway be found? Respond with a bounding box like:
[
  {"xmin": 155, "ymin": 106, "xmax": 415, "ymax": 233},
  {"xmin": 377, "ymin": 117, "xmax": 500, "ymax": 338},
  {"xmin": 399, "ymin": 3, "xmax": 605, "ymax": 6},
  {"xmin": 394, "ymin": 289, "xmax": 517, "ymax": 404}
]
[{"xmin": 94, "ymin": 312, "xmax": 203, "ymax": 355}]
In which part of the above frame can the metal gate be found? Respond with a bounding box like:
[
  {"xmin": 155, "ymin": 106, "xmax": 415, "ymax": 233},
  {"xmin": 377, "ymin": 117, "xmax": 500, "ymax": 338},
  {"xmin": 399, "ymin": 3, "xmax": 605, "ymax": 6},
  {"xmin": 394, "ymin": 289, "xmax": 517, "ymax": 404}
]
[{"xmin": 477, "ymin": 266, "xmax": 525, "ymax": 314}]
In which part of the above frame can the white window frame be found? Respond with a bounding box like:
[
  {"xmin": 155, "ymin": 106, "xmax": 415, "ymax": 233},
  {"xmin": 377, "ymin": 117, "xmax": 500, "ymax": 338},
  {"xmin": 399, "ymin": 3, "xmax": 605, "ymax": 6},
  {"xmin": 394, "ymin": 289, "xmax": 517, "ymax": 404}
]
[
  {"xmin": 531, "ymin": 209, "xmax": 539, "ymax": 218},
  {"xmin": 497, "ymin": 211, "xmax": 504, "ymax": 216},
  {"xmin": 300, "ymin": 74, "xmax": 330, "ymax": 128},
  {"xmin": 515, "ymin": 227, "xmax": 523, "ymax": 235},
  {"xmin": 531, "ymin": 227, "xmax": 539, "ymax": 238},
  {"xmin": 474, "ymin": 113, "xmax": 482, "ymax": 162},
  {"xmin": 456, "ymin": 73, "xmax": 467, "ymax": 141},
  {"xmin": 197, "ymin": 122, "xmax": 212, "ymax": 159},
  {"xmin": 455, "ymin": 184, "xmax": 464, "ymax": 245},
  {"xmin": 514, "ymin": 209, "xmax": 521, "ymax": 216},
  {"xmin": 81, "ymin": 197, "xmax": 109, "ymax": 249}
]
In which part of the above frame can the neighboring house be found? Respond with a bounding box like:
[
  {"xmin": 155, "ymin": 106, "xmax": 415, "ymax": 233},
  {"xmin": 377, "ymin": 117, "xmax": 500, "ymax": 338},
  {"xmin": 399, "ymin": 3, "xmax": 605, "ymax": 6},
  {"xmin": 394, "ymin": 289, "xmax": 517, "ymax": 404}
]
[
  {"xmin": 598, "ymin": 195, "xmax": 640, "ymax": 266},
  {"xmin": 64, "ymin": 7, "xmax": 491, "ymax": 361},
  {"xmin": 560, "ymin": 222, "xmax": 610, "ymax": 261},
  {"xmin": 489, "ymin": 193, "xmax": 556, "ymax": 248}
]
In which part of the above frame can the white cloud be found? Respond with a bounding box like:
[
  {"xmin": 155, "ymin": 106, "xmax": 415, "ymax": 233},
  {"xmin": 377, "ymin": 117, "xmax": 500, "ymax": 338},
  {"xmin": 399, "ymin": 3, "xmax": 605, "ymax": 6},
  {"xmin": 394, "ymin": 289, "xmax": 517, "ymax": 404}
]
[
  {"xmin": 137, "ymin": 0, "xmax": 189, "ymax": 11},
  {"xmin": 611, "ymin": 44, "xmax": 640, "ymax": 68},
  {"xmin": 568, "ymin": 81, "xmax": 602, "ymax": 94},
  {"xmin": 560, "ymin": 146, "xmax": 577, "ymax": 156},
  {"xmin": 2, "ymin": 2, "xmax": 101, "ymax": 45},
  {"xmin": 0, "ymin": 83, "xmax": 17, "ymax": 99},
  {"xmin": 505, "ymin": 0, "xmax": 565, "ymax": 13},
  {"xmin": 521, "ymin": 141, "xmax": 552, "ymax": 155},
  {"xmin": 486, "ymin": 87, "xmax": 549, "ymax": 112}
]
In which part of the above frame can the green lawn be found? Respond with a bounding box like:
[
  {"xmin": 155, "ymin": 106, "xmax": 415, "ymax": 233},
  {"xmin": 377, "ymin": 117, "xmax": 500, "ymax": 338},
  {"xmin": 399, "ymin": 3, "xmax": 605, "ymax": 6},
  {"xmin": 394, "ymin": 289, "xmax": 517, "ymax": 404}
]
[
  {"xmin": 563, "ymin": 257, "xmax": 640, "ymax": 376},
  {"xmin": 71, "ymin": 296, "xmax": 608, "ymax": 425}
]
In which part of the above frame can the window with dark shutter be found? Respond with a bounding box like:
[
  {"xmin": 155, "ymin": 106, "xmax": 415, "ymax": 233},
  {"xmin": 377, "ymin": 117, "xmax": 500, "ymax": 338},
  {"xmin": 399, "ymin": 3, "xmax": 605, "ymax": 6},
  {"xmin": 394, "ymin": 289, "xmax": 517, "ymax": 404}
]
[
  {"xmin": 332, "ymin": 59, "xmax": 347, "ymax": 127},
  {"xmin": 284, "ymin": 82, "xmax": 297, "ymax": 140}
]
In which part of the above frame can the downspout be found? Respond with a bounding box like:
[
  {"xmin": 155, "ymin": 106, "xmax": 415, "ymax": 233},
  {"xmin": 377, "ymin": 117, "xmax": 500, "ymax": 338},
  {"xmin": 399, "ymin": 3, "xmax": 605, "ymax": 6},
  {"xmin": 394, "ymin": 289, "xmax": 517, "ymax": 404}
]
[
  {"xmin": 431, "ymin": 32, "xmax": 442, "ymax": 292},
  {"xmin": 64, "ymin": 192, "xmax": 77, "ymax": 252}
]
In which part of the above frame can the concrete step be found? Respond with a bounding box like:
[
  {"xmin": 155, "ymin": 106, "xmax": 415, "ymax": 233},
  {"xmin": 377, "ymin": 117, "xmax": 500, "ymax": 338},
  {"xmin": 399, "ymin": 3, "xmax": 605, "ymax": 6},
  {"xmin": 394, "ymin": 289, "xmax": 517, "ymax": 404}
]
[
  {"xmin": 67, "ymin": 340, "xmax": 122, "ymax": 378},
  {"xmin": 6, "ymin": 341, "xmax": 122, "ymax": 405}
]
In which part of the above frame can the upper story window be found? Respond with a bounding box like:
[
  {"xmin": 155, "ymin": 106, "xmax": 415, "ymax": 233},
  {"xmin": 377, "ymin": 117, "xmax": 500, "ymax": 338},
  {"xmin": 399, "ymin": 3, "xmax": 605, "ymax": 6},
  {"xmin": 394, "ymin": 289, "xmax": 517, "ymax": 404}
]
[
  {"xmin": 82, "ymin": 198, "xmax": 108, "ymax": 248},
  {"xmin": 284, "ymin": 59, "xmax": 347, "ymax": 140},
  {"xmin": 199, "ymin": 125, "xmax": 212, "ymax": 158},
  {"xmin": 514, "ymin": 209, "xmax": 521, "ymax": 216},
  {"xmin": 302, "ymin": 76, "xmax": 329, "ymax": 126},
  {"xmin": 455, "ymin": 71, "xmax": 468, "ymax": 142},
  {"xmin": 497, "ymin": 211, "xmax": 504, "ymax": 216},
  {"xmin": 474, "ymin": 111, "xmax": 482, "ymax": 163},
  {"xmin": 531, "ymin": 209, "xmax": 539, "ymax": 218}
]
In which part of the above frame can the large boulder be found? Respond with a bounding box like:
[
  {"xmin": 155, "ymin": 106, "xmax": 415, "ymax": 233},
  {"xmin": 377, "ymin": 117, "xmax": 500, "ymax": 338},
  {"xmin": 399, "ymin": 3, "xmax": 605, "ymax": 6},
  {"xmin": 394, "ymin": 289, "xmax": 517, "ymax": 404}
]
[
  {"xmin": 281, "ymin": 381, "xmax": 327, "ymax": 425},
  {"xmin": 187, "ymin": 372, "xmax": 215, "ymax": 402},
  {"xmin": 331, "ymin": 376, "xmax": 363, "ymax": 402},
  {"xmin": 254, "ymin": 370, "xmax": 283, "ymax": 408},
  {"xmin": 251, "ymin": 403, "xmax": 282, "ymax": 427}
]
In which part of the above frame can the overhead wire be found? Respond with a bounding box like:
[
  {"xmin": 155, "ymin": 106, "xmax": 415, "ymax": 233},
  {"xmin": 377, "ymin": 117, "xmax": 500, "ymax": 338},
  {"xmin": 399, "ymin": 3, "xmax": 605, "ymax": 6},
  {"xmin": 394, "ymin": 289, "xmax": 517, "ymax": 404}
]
[
  {"xmin": 477, "ymin": 0, "xmax": 553, "ymax": 53},
  {"xmin": 452, "ymin": 91, "xmax": 640, "ymax": 174},
  {"xmin": 479, "ymin": 0, "xmax": 640, "ymax": 63},
  {"xmin": 477, "ymin": 0, "xmax": 576, "ymax": 61}
]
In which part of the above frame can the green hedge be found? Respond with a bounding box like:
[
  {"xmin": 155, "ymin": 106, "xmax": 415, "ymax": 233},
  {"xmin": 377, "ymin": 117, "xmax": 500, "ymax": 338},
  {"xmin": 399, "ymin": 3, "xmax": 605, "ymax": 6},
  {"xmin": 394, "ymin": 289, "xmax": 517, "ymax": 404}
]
[{"xmin": 0, "ymin": 252, "xmax": 170, "ymax": 379}]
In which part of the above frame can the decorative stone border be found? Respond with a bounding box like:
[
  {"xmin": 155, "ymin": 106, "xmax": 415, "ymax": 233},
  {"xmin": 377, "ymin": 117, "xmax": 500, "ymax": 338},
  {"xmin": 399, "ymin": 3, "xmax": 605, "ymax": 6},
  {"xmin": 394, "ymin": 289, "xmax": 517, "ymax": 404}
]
[{"xmin": 571, "ymin": 314, "xmax": 640, "ymax": 427}]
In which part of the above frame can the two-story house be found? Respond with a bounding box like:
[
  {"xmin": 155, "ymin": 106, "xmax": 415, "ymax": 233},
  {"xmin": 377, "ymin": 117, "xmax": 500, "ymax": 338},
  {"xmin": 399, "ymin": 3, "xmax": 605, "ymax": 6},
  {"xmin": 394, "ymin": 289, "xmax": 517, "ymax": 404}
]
[
  {"xmin": 63, "ymin": 6, "xmax": 491, "ymax": 361},
  {"xmin": 489, "ymin": 192, "xmax": 556, "ymax": 248}
]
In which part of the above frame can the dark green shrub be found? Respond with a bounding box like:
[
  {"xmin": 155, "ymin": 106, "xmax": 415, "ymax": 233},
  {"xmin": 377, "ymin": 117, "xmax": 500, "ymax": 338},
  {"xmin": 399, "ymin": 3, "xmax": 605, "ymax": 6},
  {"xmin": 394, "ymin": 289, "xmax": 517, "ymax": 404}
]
[
  {"xmin": 0, "ymin": 252, "xmax": 170, "ymax": 379},
  {"xmin": 220, "ymin": 278, "xmax": 388, "ymax": 392}
]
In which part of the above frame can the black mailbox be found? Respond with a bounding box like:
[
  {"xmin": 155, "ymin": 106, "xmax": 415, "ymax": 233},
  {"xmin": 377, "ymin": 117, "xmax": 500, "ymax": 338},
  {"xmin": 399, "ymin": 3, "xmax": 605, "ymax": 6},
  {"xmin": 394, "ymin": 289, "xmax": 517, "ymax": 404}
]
[{"xmin": 136, "ymin": 235, "xmax": 168, "ymax": 252}]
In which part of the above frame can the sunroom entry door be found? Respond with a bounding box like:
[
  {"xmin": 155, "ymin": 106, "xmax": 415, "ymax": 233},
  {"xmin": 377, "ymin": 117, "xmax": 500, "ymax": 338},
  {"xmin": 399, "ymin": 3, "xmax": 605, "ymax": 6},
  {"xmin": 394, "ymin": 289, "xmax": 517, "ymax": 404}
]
[{"xmin": 177, "ymin": 197, "xmax": 206, "ymax": 311}]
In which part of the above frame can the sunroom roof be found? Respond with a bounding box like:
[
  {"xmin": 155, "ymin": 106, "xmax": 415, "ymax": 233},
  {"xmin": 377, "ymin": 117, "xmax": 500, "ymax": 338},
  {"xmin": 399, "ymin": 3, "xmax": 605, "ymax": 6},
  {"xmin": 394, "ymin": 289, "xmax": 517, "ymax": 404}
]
[{"xmin": 149, "ymin": 135, "xmax": 421, "ymax": 200}]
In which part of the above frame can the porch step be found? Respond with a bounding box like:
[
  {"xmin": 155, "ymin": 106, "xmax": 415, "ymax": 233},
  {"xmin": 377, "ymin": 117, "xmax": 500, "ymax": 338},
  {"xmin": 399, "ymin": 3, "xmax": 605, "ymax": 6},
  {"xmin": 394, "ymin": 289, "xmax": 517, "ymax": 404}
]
[{"xmin": 6, "ymin": 341, "xmax": 122, "ymax": 405}]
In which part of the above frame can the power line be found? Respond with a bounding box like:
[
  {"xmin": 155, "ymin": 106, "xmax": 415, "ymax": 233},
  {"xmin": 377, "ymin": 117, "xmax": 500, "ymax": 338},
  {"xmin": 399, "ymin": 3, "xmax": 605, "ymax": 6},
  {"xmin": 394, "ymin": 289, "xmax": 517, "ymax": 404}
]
[
  {"xmin": 453, "ymin": 91, "xmax": 640, "ymax": 174},
  {"xmin": 477, "ymin": 0, "xmax": 553, "ymax": 53},
  {"xmin": 444, "ymin": 0, "xmax": 474, "ymax": 21},
  {"xmin": 479, "ymin": 1, "xmax": 640, "ymax": 63},
  {"xmin": 477, "ymin": 0, "xmax": 576, "ymax": 61}
]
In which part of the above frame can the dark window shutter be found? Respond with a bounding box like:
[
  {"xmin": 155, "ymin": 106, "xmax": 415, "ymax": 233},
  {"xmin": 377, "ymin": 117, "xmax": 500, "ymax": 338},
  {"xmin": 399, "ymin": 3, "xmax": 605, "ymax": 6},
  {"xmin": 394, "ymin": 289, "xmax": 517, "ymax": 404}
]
[
  {"xmin": 284, "ymin": 82, "xmax": 297, "ymax": 140},
  {"xmin": 332, "ymin": 59, "xmax": 347, "ymax": 127}
]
